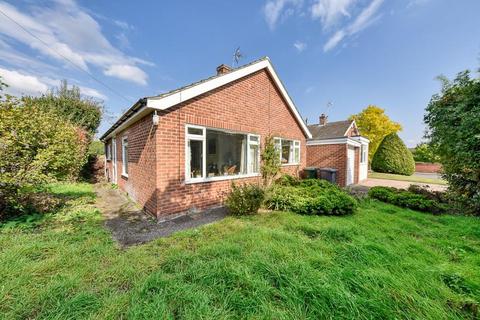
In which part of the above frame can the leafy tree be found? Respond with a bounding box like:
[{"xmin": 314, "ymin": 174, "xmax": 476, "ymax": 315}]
[
  {"xmin": 0, "ymin": 96, "xmax": 87, "ymax": 217},
  {"xmin": 371, "ymin": 133, "xmax": 415, "ymax": 176},
  {"xmin": 412, "ymin": 142, "xmax": 440, "ymax": 163},
  {"xmin": 424, "ymin": 70, "xmax": 480, "ymax": 214},
  {"xmin": 24, "ymin": 80, "xmax": 103, "ymax": 136},
  {"xmin": 261, "ymin": 135, "xmax": 281, "ymax": 187},
  {"xmin": 350, "ymin": 105, "xmax": 402, "ymax": 161}
]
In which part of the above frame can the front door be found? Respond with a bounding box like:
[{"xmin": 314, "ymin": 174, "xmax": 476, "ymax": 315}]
[
  {"xmin": 346, "ymin": 146, "xmax": 355, "ymax": 185},
  {"xmin": 112, "ymin": 137, "xmax": 117, "ymax": 184}
]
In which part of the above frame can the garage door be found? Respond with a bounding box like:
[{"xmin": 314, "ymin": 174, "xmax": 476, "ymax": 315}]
[{"xmin": 346, "ymin": 147, "xmax": 355, "ymax": 185}]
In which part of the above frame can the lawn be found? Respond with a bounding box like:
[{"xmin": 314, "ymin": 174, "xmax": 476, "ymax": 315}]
[
  {"xmin": 369, "ymin": 171, "xmax": 447, "ymax": 185},
  {"xmin": 1, "ymin": 183, "xmax": 479, "ymax": 319}
]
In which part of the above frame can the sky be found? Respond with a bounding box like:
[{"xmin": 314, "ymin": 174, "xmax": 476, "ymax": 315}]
[{"xmin": 0, "ymin": 0, "xmax": 479, "ymax": 146}]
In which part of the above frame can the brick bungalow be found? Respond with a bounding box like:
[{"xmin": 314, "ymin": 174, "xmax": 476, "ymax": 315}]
[
  {"xmin": 101, "ymin": 57, "xmax": 369, "ymax": 218},
  {"xmin": 306, "ymin": 115, "xmax": 369, "ymax": 186}
]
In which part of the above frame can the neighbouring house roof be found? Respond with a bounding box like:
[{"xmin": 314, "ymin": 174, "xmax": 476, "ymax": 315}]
[
  {"xmin": 100, "ymin": 57, "xmax": 312, "ymax": 141},
  {"xmin": 307, "ymin": 120, "xmax": 355, "ymax": 140}
]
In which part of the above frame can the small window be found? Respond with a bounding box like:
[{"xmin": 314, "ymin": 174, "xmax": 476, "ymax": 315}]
[
  {"xmin": 188, "ymin": 127, "xmax": 203, "ymax": 135},
  {"xmin": 106, "ymin": 143, "xmax": 111, "ymax": 160},
  {"xmin": 122, "ymin": 137, "xmax": 128, "ymax": 176},
  {"xmin": 360, "ymin": 144, "xmax": 367, "ymax": 164},
  {"xmin": 275, "ymin": 138, "xmax": 300, "ymax": 165}
]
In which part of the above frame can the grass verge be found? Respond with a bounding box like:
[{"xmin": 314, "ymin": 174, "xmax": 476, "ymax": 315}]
[
  {"xmin": 1, "ymin": 183, "xmax": 478, "ymax": 319},
  {"xmin": 369, "ymin": 172, "xmax": 447, "ymax": 185}
]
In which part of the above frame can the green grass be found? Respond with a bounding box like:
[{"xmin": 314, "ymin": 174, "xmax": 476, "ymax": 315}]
[
  {"xmin": 1, "ymin": 183, "xmax": 479, "ymax": 319},
  {"xmin": 369, "ymin": 172, "xmax": 447, "ymax": 185}
]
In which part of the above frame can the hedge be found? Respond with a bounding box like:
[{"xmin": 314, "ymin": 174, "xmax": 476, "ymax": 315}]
[{"xmin": 371, "ymin": 133, "xmax": 415, "ymax": 176}]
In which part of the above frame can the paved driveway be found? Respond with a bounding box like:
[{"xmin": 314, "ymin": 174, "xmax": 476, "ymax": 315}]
[{"xmin": 358, "ymin": 178, "xmax": 447, "ymax": 192}]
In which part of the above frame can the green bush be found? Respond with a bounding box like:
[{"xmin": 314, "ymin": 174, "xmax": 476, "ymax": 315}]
[
  {"xmin": 372, "ymin": 133, "xmax": 415, "ymax": 176},
  {"xmin": 368, "ymin": 186, "xmax": 447, "ymax": 214},
  {"xmin": 412, "ymin": 143, "xmax": 440, "ymax": 163},
  {"xmin": 0, "ymin": 97, "xmax": 87, "ymax": 219},
  {"xmin": 275, "ymin": 174, "xmax": 300, "ymax": 186},
  {"xmin": 225, "ymin": 183, "xmax": 265, "ymax": 216},
  {"xmin": 265, "ymin": 179, "xmax": 357, "ymax": 216}
]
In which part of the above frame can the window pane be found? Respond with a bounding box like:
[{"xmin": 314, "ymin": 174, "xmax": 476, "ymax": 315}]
[
  {"xmin": 122, "ymin": 139, "xmax": 128, "ymax": 174},
  {"xmin": 249, "ymin": 144, "xmax": 259, "ymax": 173},
  {"xmin": 206, "ymin": 129, "xmax": 246, "ymax": 177},
  {"xmin": 188, "ymin": 127, "xmax": 203, "ymax": 135},
  {"xmin": 294, "ymin": 146, "xmax": 300, "ymax": 163},
  {"xmin": 189, "ymin": 140, "xmax": 203, "ymax": 178},
  {"xmin": 281, "ymin": 140, "xmax": 292, "ymax": 164},
  {"xmin": 249, "ymin": 135, "xmax": 259, "ymax": 143}
]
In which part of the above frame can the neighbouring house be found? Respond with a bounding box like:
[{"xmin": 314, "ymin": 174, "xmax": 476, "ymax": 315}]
[
  {"xmin": 101, "ymin": 57, "xmax": 369, "ymax": 218},
  {"xmin": 306, "ymin": 115, "xmax": 369, "ymax": 186}
]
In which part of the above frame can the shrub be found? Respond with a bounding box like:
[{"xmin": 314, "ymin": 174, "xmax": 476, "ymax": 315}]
[
  {"xmin": 368, "ymin": 186, "xmax": 447, "ymax": 214},
  {"xmin": 371, "ymin": 133, "xmax": 415, "ymax": 176},
  {"xmin": 225, "ymin": 183, "xmax": 265, "ymax": 216},
  {"xmin": 265, "ymin": 179, "xmax": 357, "ymax": 216},
  {"xmin": 424, "ymin": 71, "xmax": 480, "ymax": 215},
  {"xmin": 275, "ymin": 174, "xmax": 300, "ymax": 186},
  {"xmin": 260, "ymin": 135, "xmax": 281, "ymax": 187},
  {"xmin": 0, "ymin": 97, "xmax": 87, "ymax": 219}
]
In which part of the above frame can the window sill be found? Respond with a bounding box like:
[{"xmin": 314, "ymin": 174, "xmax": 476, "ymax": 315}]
[
  {"xmin": 185, "ymin": 173, "xmax": 260, "ymax": 184},
  {"xmin": 281, "ymin": 163, "xmax": 300, "ymax": 167}
]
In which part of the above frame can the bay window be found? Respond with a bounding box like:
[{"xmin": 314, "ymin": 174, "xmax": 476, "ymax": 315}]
[
  {"xmin": 186, "ymin": 125, "xmax": 260, "ymax": 182},
  {"xmin": 274, "ymin": 138, "xmax": 300, "ymax": 165}
]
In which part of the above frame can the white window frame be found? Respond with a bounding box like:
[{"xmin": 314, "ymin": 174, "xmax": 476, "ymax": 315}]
[
  {"xmin": 360, "ymin": 144, "xmax": 367, "ymax": 164},
  {"xmin": 274, "ymin": 137, "xmax": 301, "ymax": 166},
  {"xmin": 247, "ymin": 134, "xmax": 260, "ymax": 175},
  {"xmin": 121, "ymin": 136, "xmax": 128, "ymax": 177},
  {"xmin": 106, "ymin": 142, "xmax": 111, "ymax": 161},
  {"xmin": 185, "ymin": 124, "xmax": 260, "ymax": 184}
]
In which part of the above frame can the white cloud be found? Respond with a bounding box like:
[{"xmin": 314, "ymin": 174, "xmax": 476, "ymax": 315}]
[
  {"xmin": 323, "ymin": 0, "xmax": 383, "ymax": 52},
  {"xmin": 311, "ymin": 0, "xmax": 356, "ymax": 30},
  {"xmin": 104, "ymin": 64, "xmax": 147, "ymax": 86},
  {"xmin": 0, "ymin": 1, "xmax": 150, "ymax": 85},
  {"xmin": 0, "ymin": 66, "xmax": 106, "ymax": 99},
  {"xmin": 0, "ymin": 67, "xmax": 48, "ymax": 95},
  {"xmin": 293, "ymin": 41, "xmax": 307, "ymax": 52},
  {"xmin": 263, "ymin": 0, "xmax": 302, "ymax": 30},
  {"xmin": 113, "ymin": 19, "xmax": 134, "ymax": 30}
]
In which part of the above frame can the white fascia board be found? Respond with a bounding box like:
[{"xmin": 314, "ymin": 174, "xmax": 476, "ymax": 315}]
[
  {"xmin": 343, "ymin": 120, "xmax": 356, "ymax": 136},
  {"xmin": 146, "ymin": 59, "xmax": 312, "ymax": 139},
  {"xmin": 307, "ymin": 137, "xmax": 361, "ymax": 147},
  {"xmin": 351, "ymin": 136, "xmax": 370, "ymax": 144}
]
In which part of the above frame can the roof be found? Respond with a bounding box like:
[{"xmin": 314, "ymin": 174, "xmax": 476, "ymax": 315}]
[
  {"xmin": 307, "ymin": 120, "xmax": 355, "ymax": 140},
  {"xmin": 100, "ymin": 57, "xmax": 312, "ymax": 140}
]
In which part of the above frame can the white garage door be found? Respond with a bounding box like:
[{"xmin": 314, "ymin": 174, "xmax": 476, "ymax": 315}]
[{"xmin": 346, "ymin": 147, "xmax": 355, "ymax": 185}]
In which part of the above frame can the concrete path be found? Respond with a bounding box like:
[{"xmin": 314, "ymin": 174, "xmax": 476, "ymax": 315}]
[
  {"xmin": 94, "ymin": 183, "xmax": 227, "ymax": 247},
  {"xmin": 357, "ymin": 178, "xmax": 447, "ymax": 192}
]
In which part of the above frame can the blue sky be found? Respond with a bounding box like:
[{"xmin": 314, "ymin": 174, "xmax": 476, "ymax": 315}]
[{"xmin": 0, "ymin": 0, "xmax": 479, "ymax": 146}]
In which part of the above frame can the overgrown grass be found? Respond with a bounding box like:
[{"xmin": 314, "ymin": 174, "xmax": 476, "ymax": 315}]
[
  {"xmin": 1, "ymin": 183, "xmax": 479, "ymax": 319},
  {"xmin": 369, "ymin": 171, "xmax": 447, "ymax": 185}
]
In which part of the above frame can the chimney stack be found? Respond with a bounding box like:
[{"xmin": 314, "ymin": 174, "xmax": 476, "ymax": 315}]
[
  {"xmin": 216, "ymin": 64, "xmax": 232, "ymax": 75},
  {"xmin": 319, "ymin": 113, "xmax": 328, "ymax": 125}
]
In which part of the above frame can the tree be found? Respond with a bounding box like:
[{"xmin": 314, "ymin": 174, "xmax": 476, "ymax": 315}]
[
  {"xmin": 261, "ymin": 135, "xmax": 281, "ymax": 187},
  {"xmin": 0, "ymin": 96, "xmax": 88, "ymax": 217},
  {"xmin": 412, "ymin": 142, "xmax": 440, "ymax": 163},
  {"xmin": 371, "ymin": 133, "xmax": 415, "ymax": 176},
  {"xmin": 23, "ymin": 80, "xmax": 103, "ymax": 136},
  {"xmin": 424, "ymin": 70, "xmax": 480, "ymax": 214},
  {"xmin": 350, "ymin": 105, "xmax": 402, "ymax": 161}
]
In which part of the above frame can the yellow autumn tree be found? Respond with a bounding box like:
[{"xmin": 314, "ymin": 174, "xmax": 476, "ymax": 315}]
[{"xmin": 349, "ymin": 105, "xmax": 402, "ymax": 161}]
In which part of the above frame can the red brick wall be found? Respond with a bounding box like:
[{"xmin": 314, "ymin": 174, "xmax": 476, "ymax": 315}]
[
  {"xmin": 153, "ymin": 69, "xmax": 307, "ymax": 217},
  {"xmin": 106, "ymin": 114, "xmax": 158, "ymax": 215},
  {"xmin": 415, "ymin": 162, "xmax": 442, "ymax": 173},
  {"xmin": 306, "ymin": 144, "xmax": 347, "ymax": 186}
]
